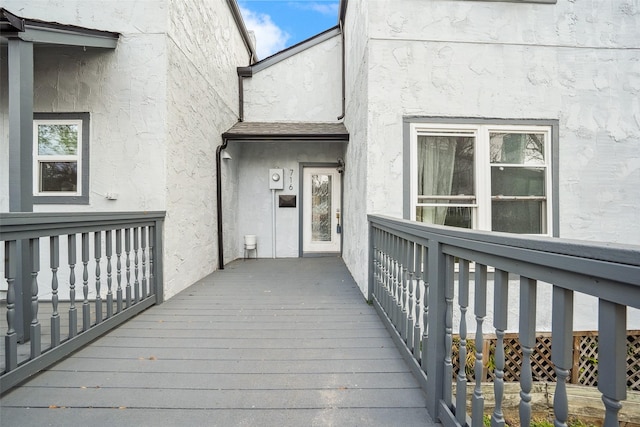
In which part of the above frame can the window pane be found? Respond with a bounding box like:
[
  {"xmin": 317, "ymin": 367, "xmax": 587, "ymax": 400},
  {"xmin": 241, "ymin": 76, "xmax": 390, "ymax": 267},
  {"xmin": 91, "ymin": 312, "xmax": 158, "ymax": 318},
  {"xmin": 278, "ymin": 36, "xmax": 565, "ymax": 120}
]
[
  {"xmin": 311, "ymin": 174, "xmax": 331, "ymax": 241},
  {"xmin": 416, "ymin": 206, "xmax": 472, "ymax": 228},
  {"xmin": 38, "ymin": 124, "xmax": 78, "ymax": 155},
  {"xmin": 40, "ymin": 162, "xmax": 78, "ymax": 192},
  {"xmin": 417, "ymin": 135, "xmax": 474, "ymax": 196},
  {"xmin": 492, "ymin": 200, "xmax": 545, "ymax": 234},
  {"xmin": 490, "ymin": 133, "xmax": 544, "ymax": 165},
  {"xmin": 491, "ymin": 167, "xmax": 545, "ymax": 197}
]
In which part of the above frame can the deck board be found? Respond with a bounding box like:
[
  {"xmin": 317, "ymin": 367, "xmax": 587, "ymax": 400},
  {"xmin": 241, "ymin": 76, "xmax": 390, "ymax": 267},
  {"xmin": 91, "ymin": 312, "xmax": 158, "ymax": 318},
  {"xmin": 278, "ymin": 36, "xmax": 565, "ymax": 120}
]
[{"xmin": 1, "ymin": 258, "xmax": 437, "ymax": 426}]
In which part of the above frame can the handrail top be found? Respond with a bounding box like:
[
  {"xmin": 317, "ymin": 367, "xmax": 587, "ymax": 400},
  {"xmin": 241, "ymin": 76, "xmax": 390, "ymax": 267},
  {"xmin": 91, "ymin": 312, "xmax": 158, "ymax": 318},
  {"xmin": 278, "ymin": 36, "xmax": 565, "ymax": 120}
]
[
  {"xmin": 368, "ymin": 214, "xmax": 640, "ymax": 267},
  {"xmin": 1, "ymin": 211, "xmax": 166, "ymax": 241},
  {"xmin": 1, "ymin": 210, "xmax": 166, "ymax": 225}
]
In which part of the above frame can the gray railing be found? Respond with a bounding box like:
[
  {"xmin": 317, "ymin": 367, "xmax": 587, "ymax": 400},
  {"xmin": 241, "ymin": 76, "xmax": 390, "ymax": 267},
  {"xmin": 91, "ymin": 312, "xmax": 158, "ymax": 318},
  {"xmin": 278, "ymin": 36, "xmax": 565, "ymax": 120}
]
[
  {"xmin": 368, "ymin": 214, "xmax": 640, "ymax": 427},
  {"xmin": 1, "ymin": 211, "xmax": 165, "ymax": 393}
]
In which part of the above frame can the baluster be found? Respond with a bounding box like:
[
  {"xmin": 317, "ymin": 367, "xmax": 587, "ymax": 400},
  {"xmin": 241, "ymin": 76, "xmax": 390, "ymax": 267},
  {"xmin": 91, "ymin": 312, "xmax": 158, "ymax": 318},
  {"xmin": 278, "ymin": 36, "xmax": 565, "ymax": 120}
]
[
  {"xmin": 116, "ymin": 229, "xmax": 123, "ymax": 312},
  {"xmin": 148, "ymin": 225, "xmax": 155, "ymax": 298},
  {"xmin": 391, "ymin": 234, "xmax": 398, "ymax": 327},
  {"xmin": 68, "ymin": 235, "xmax": 77, "ymax": 338},
  {"xmin": 94, "ymin": 231, "xmax": 102, "ymax": 324},
  {"xmin": 456, "ymin": 259, "xmax": 470, "ymax": 425},
  {"xmin": 383, "ymin": 231, "xmax": 391, "ymax": 313},
  {"xmin": 134, "ymin": 227, "xmax": 140, "ymax": 304},
  {"xmin": 4, "ymin": 240, "xmax": 18, "ymax": 371},
  {"xmin": 82, "ymin": 232, "xmax": 90, "ymax": 331},
  {"xmin": 472, "ymin": 263, "xmax": 487, "ymax": 427},
  {"xmin": 420, "ymin": 246, "xmax": 429, "ymax": 372},
  {"xmin": 443, "ymin": 255, "xmax": 455, "ymax": 408},
  {"xmin": 399, "ymin": 238, "xmax": 407, "ymax": 340},
  {"xmin": 491, "ymin": 269, "xmax": 509, "ymax": 427},
  {"xmin": 29, "ymin": 238, "xmax": 41, "ymax": 357},
  {"xmin": 413, "ymin": 244, "xmax": 422, "ymax": 361},
  {"xmin": 141, "ymin": 227, "xmax": 147, "ymax": 299},
  {"xmin": 374, "ymin": 228, "xmax": 381, "ymax": 299},
  {"xmin": 394, "ymin": 236, "xmax": 402, "ymax": 330},
  {"xmin": 406, "ymin": 241, "xmax": 415, "ymax": 351},
  {"xmin": 519, "ymin": 277, "xmax": 537, "ymax": 427},
  {"xmin": 598, "ymin": 300, "xmax": 626, "ymax": 427},
  {"xmin": 106, "ymin": 230, "xmax": 113, "ymax": 318},
  {"xmin": 50, "ymin": 236, "xmax": 61, "ymax": 347},
  {"xmin": 381, "ymin": 231, "xmax": 389, "ymax": 313},
  {"xmin": 125, "ymin": 228, "xmax": 132, "ymax": 308},
  {"xmin": 371, "ymin": 228, "xmax": 380, "ymax": 301},
  {"xmin": 552, "ymin": 286, "xmax": 573, "ymax": 427}
]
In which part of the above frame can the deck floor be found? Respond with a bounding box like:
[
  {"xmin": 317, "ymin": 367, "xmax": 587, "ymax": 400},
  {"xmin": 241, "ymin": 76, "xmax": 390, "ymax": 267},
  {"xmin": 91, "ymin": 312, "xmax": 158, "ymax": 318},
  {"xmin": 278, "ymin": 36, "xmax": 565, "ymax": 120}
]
[{"xmin": 1, "ymin": 258, "xmax": 436, "ymax": 426}]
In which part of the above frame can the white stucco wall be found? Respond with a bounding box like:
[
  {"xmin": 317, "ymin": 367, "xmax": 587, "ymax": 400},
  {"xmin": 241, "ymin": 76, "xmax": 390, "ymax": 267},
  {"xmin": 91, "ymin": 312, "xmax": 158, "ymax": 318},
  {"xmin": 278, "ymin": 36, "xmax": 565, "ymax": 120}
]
[
  {"xmin": 1, "ymin": 0, "xmax": 253, "ymax": 300},
  {"xmin": 236, "ymin": 141, "xmax": 346, "ymax": 259},
  {"xmin": 0, "ymin": 1, "xmax": 169, "ymax": 300},
  {"xmin": 243, "ymin": 35, "xmax": 342, "ymax": 122},
  {"xmin": 163, "ymin": 0, "xmax": 250, "ymax": 299},
  {"xmin": 341, "ymin": 0, "xmax": 370, "ymax": 296},
  {"xmin": 341, "ymin": 0, "xmax": 640, "ymax": 299},
  {"xmin": 0, "ymin": 0, "xmax": 169, "ymax": 212}
]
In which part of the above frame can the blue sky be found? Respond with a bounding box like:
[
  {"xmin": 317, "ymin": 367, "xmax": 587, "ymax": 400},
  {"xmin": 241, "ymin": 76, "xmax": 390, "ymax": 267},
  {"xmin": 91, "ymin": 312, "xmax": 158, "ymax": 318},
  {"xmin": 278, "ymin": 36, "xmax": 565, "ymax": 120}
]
[{"xmin": 238, "ymin": 1, "xmax": 340, "ymax": 60}]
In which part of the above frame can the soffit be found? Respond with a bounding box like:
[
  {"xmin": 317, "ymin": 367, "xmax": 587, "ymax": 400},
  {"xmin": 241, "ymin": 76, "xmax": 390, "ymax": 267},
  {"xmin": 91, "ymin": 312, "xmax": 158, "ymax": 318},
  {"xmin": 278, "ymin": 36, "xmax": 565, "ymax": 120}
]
[{"xmin": 223, "ymin": 122, "xmax": 349, "ymax": 142}]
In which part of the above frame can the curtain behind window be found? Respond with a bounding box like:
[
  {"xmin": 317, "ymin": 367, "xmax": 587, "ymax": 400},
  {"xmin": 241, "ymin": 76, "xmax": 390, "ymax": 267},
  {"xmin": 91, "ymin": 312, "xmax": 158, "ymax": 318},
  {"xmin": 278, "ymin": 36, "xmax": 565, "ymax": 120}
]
[{"xmin": 417, "ymin": 136, "xmax": 457, "ymax": 224}]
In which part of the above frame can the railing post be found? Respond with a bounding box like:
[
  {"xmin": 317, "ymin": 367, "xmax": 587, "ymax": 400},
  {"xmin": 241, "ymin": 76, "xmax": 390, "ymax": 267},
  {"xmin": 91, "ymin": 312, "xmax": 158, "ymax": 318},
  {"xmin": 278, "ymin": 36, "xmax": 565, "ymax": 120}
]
[
  {"xmin": 552, "ymin": 286, "xmax": 574, "ymax": 427},
  {"xmin": 4, "ymin": 240, "xmax": 18, "ymax": 371},
  {"xmin": 29, "ymin": 238, "xmax": 41, "ymax": 358},
  {"xmin": 425, "ymin": 239, "xmax": 447, "ymax": 419},
  {"xmin": 153, "ymin": 218, "xmax": 164, "ymax": 304},
  {"xmin": 598, "ymin": 300, "xmax": 626, "ymax": 427},
  {"xmin": 368, "ymin": 221, "xmax": 375, "ymax": 301}
]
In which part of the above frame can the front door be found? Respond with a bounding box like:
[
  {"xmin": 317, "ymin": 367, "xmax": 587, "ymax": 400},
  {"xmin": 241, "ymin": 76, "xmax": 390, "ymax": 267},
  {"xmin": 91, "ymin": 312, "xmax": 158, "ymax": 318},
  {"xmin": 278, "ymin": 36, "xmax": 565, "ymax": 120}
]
[{"xmin": 302, "ymin": 167, "xmax": 341, "ymax": 254}]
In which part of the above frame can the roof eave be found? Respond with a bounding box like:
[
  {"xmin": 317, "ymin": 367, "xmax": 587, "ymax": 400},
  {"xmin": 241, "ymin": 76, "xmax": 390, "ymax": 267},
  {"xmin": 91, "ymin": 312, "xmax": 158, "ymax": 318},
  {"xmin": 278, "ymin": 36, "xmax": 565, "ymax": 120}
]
[
  {"xmin": 222, "ymin": 133, "xmax": 349, "ymax": 142},
  {"xmin": 0, "ymin": 8, "xmax": 119, "ymax": 48}
]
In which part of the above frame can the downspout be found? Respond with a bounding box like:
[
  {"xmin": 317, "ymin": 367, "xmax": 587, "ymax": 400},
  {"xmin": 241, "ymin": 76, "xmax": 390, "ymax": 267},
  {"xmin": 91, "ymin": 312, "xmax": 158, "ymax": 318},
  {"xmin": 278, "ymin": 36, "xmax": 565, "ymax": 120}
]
[
  {"xmin": 337, "ymin": 18, "xmax": 346, "ymax": 121},
  {"xmin": 237, "ymin": 66, "xmax": 253, "ymax": 122},
  {"xmin": 217, "ymin": 1, "xmax": 257, "ymax": 270},
  {"xmin": 216, "ymin": 138, "xmax": 229, "ymax": 270}
]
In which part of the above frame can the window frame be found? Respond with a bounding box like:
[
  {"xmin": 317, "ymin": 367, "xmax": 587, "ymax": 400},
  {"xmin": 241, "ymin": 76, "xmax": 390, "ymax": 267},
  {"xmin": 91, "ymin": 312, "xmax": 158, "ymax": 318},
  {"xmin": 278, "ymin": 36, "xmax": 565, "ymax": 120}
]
[
  {"xmin": 404, "ymin": 117, "xmax": 559, "ymax": 237},
  {"xmin": 33, "ymin": 112, "xmax": 90, "ymax": 205}
]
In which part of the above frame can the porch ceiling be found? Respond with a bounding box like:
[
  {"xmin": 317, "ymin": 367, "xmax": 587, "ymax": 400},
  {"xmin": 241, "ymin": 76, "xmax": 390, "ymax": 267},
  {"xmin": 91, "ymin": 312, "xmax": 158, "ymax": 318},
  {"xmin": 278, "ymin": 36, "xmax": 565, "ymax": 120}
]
[
  {"xmin": 222, "ymin": 121, "xmax": 349, "ymax": 142},
  {"xmin": 0, "ymin": 8, "xmax": 119, "ymax": 48}
]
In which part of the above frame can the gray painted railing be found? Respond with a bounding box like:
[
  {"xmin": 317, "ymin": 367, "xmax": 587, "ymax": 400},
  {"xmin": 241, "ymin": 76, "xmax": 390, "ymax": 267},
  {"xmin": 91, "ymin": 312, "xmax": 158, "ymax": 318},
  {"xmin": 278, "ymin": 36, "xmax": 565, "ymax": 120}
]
[
  {"xmin": 368, "ymin": 214, "xmax": 640, "ymax": 427},
  {"xmin": 1, "ymin": 211, "xmax": 165, "ymax": 393}
]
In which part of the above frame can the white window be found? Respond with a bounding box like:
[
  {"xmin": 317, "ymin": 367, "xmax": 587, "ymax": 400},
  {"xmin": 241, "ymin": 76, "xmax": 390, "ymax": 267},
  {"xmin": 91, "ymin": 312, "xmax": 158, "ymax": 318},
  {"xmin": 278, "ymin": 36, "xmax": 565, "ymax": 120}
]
[
  {"xmin": 410, "ymin": 123, "xmax": 554, "ymax": 235},
  {"xmin": 33, "ymin": 113, "xmax": 89, "ymax": 204}
]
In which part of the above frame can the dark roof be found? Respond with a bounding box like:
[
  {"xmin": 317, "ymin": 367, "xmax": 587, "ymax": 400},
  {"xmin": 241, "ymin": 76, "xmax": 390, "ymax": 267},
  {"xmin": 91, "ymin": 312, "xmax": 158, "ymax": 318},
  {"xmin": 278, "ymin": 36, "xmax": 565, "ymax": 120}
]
[{"xmin": 223, "ymin": 122, "xmax": 349, "ymax": 142}]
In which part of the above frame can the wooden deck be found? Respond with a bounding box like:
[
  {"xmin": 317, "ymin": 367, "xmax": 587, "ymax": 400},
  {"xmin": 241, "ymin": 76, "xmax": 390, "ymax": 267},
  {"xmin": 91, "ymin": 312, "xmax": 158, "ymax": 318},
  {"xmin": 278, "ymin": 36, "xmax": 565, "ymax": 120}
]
[{"xmin": 0, "ymin": 258, "xmax": 437, "ymax": 426}]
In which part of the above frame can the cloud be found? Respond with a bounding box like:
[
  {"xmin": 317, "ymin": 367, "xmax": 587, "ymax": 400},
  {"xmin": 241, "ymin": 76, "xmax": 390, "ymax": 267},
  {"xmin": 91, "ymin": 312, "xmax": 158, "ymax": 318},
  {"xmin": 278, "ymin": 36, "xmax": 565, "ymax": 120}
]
[
  {"xmin": 292, "ymin": 1, "xmax": 340, "ymax": 16},
  {"xmin": 240, "ymin": 7, "xmax": 290, "ymax": 60}
]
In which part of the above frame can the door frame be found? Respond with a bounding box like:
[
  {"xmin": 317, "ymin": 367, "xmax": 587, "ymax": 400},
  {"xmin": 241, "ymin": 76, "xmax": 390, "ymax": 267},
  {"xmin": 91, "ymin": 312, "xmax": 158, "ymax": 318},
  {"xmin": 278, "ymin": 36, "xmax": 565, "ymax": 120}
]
[{"xmin": 299, "ymin": 162, "xmax": 343, "ymax": 257}]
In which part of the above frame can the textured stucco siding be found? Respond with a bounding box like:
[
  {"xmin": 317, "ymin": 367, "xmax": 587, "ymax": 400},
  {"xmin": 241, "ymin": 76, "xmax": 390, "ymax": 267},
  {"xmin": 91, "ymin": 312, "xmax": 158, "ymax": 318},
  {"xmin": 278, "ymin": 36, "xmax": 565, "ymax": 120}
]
[
  {"xmin": 0, "ymin": 0, "xmax": 169, "ymax": 212},
  {"xmin": 341, "ymin": 0, "xmax": 640, "ymax": 297},
  {"xmin": 164, "ymin": 0, "xmax": 250, "ymax": 299},
  {"xmin": 236, "ymin": 141, "xmax": 346, "ymax": 259},
  {"xmin": 1, "ymin": 0, "xmax": 253, "ymax": 300},
  {"xmin": 243, "ymin": 35, "xmax": 342, "ymax": 122},
  {"xmin": 341, "ymin": 0, "xmax": 370, "ymax": 296},
  {"xmin": 0, "ymin": 1, "xmax": 169, "ymax": 300}
]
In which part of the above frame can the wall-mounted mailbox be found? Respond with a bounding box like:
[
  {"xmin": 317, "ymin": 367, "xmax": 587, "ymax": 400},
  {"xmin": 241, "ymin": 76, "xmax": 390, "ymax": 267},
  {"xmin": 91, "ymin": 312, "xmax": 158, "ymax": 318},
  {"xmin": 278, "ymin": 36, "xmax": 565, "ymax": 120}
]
[{"xmin": 279, "ymin": 195, "xmax": 296, "ymax": 207}]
